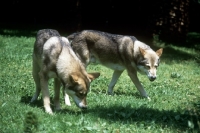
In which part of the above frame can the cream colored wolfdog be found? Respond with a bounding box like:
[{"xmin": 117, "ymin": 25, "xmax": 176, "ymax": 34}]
[
  {"xmin": 67, "ymin": 30, "xmax": 163, "ymax": 99},
  {"xmin": 31, "ymin": 29, "xmax": 100, "ymax": 114}
]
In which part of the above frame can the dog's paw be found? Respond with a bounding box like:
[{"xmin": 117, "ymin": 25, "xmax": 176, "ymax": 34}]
[
  {"xmin": 141, "ymin": 95, "xmax": 151, "ymax": 101},
  {"xmin": 54, "ymin": 106, "xmax": 61, "ymax": 111},
  {"xmin": 44, "ymin": 107, "xmax": 54, "ymax": 115},
  {"xmin": 29, "ymin": 99, "xmax": 37, "ymax": 105},
  {"xmin": 46, "ymin": 110, "xmax": 53, "ymax": 115},
  {"xmin": 54, "ymin": 108, "xmax": 62, "ymax": 114},
  {"xmin": 107, "ymin": 91, "xmax": 114, "ymax": 96},
  {"xmin": 30, "ymin": 96, "xmax": 37, "ymax": 103},
  {"xmin": 147, "ymin": 96, "xmax": 151, "ymax": 101}
]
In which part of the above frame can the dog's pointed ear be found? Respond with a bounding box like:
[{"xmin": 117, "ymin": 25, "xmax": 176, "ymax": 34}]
[
  {"xmin": 139, "ymin": 47, "xmax": 146, "ymax": 56},
  {"xmin": 87, "ymin": 72, "xmax": 100, "ymax": 82},
  {"xmin": 70, "ymin": 74, "xmax": 79, "ymax": 84},
  {"xmin": 156, "ymin": 48, "xmax": 163, "ymax": 57}
]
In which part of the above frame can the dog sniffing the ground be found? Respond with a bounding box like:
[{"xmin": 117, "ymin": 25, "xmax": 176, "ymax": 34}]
[
  {"xmin": 67, "ymin": 30, "xmax": 163, "ymax": 99},
  {"xmin": 31, "ymin": 29, "xmax": 100, "ymax": 114}
]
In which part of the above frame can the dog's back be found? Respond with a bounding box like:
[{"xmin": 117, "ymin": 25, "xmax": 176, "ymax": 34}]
[
  {"xmin": 67, "ymin": 30, "xmax": 150, "ymax": 68},
  {"xmin": 68, "ymin": 30, "xmax": 137, "ymax": 44}
]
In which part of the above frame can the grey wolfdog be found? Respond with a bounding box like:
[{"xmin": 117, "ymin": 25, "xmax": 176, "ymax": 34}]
[
  {"xmin": 67, "ymin": 30, "xmax": 163, "ymax": 99},
  {"xmin": 31, "ymin": 29, "xmax": 100, "ymax": 114}
]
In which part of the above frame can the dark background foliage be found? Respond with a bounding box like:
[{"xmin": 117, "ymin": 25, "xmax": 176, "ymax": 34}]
[{"xmin": 0, "ymin": 0, "xmax": 200, "ymax": 44}]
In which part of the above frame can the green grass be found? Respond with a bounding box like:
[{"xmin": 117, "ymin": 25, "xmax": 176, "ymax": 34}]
[{"xmin": 0, "ymin": 29, "xmax": 200, "ymax": 133}]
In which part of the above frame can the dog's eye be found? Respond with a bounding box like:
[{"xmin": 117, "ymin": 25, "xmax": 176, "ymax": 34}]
[
  {"xmin": 138, "ymin": 60, "xmax": 146, "ymax": 66},
  {"xmin": 79, "ymin": 92, "xmax": 84, "ymax": 96},
  {"xmin": 145, "ymin": 66, "xmax": 150, "ymax": 69},
  {"xmin": 68, "ymin": 86, "xmax": 74, "ymax": 90},
  {"xmin": 77, "ymin": 92, "xmax": 86, "ymax": 98}
]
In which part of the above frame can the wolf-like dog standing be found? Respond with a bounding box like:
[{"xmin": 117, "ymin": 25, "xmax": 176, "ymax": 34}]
[
  {"xmin": 31, "ymin": 29, "xmax": 100, "ymax": 114},
  {"xmin": 67, "ymin": 30, "xmax": 163, "ymax": 99}
]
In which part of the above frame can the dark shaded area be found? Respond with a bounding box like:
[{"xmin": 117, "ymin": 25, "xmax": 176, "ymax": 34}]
[
  {"xmin": 20, "ymin": 95, "xmax": 200, "ymax": 132},
  {"xmin": 89, "ymin": 104, "xmax": 200, "ymax": 132},
  {"xmin": 0, "ymin": 29, "xmax": 37, "ymax": 37},
  {"xmin": 24, "ymin": 111, "xmax": 39, "ymax": 133},
  {"xmin": 0, "ymin": 0, "xmax": 200, "ymax": 44},
  {"xmin": 20, "ymin": 95, "xmax": 56, "ymax": 112},
  {"xmin": 20, "ymin": 95, "xmax": 43, "ymax": 108}
]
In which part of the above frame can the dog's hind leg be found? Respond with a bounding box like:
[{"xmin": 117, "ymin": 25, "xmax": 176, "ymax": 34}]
[
  {"xmin": 127, "ymin": 69, "xmax": 150, "ymax": 99},
  {"xmin": 54, "ymin": 78, "xmax": 61, "ymax": 111},
  {"xmin": 31, "ymin": 59, "xmax": 41, "ymax": 103},
  {"xmin": 39, "ymin": 71, "xmax": 53, "ymax": 114},
  {"xmin": 108, "ymin": 70, "xmax": 123, "ymax": 95}
]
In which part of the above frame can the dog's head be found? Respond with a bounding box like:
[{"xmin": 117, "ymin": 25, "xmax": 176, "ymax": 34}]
[
  {"xmin": 64, "ymin": 72, "xmax": 100, "ymax": 109},
  {"xmin": 137, "ymin": 47, "xmax": 163, "ymax": 81}
]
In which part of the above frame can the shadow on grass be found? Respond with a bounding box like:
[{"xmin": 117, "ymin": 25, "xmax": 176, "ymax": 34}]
[
  {"xmin": 20, "ymin": 95, "xmax": 200, "ymax": 132},
  {"xmin": 159, "ymin": 46, "xmax": 197, "ymax": 62},
  {"xmin": 20, "ymin": 95, "xmax": 44, "ymax": 111},
  {"xmin": 90, "ymin": 104, "xmax": 199, "ymax": 131},
  {"xmin": 62, "ymin": 101, "xmax": 200, "ymax": 132},
  {"xmin": 20, "ymin": 95, "xmax": 75, "ymax": 113}
]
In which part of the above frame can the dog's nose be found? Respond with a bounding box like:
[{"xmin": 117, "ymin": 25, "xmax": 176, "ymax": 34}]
[
  {"xmin": 80, "ymin": 104, "xmax": 87, "ymax": 110},
  {"xmin": 81, "ymin": 106, "xmax": 87, "ymax": 110},
  {"xmin": 78, "ymin": 102, "xmax": 87, "ymax": 109},
  {"xmin": 149, "ymin": 76, "xmax": 156, "ymax": 81}
]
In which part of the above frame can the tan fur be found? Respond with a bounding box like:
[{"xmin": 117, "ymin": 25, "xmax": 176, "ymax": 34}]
[
  {"xmin": 31, "ymin": 29, "xmax": 100, "ymax": 114},
  {"xmin": 68, "ymin": 30, "xmax": 163, "ymax": 99},
  {"xmin": 156, "ymin": 48, "xmax": 163, "ymax": 57}
]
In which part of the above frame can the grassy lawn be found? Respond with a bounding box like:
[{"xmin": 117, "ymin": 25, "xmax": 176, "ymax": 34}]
[{"xmin": 0, "ymin": 29, "xmax": 200, "ymax": 133}]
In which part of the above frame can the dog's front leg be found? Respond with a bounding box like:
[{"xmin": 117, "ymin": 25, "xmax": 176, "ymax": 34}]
[
  {"xmin": 39, "ymin": 71, "xmax": 53, "ymax": 114},
  {"xmin": 127, "ymin": 69, "xmax": 150, "ymax": 99},
  {"xmin": 63, "ymin": 88, "xmax": 71, "ymax": 106},
  {"xmin": 108, "ymin": 70, "xmax": 123, "ymax": 95},
  {"xmin": 54, "ymin": 78, "xmax": 61, "ymax": 111}
]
